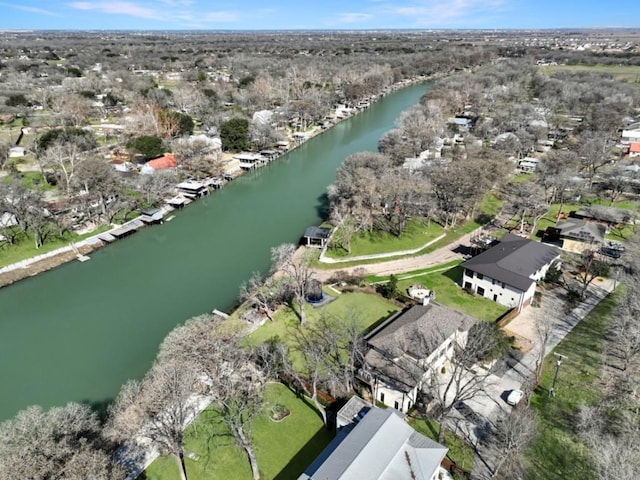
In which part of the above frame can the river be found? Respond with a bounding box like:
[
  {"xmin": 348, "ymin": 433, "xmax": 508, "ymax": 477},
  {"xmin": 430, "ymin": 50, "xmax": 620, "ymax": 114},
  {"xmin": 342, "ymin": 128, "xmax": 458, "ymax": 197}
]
[{"xmin": 0, "ymin": 81, "xmax": 430, "ymax": 421}]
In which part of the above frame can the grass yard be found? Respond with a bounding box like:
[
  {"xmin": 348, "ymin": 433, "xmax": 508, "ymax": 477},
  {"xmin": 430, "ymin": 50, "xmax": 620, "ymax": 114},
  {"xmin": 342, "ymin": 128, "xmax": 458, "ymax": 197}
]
[
  {"xmin": 525, "ymin": 287, "xmax": 623, "ymax": 480},
  {"xmin": 143, "ymin": 383, "xmax": 333, "ymax": 480},
  {"xmin": 393, "ymin": 265, "xmax": 509, "ymax": 322},
  {"xmin": 324, "ymin": 218, "xmax": 444, "ymax": 259},
  {"xmin": 409, "ymin": 417, "xmax": 475, "ymax": 472},
  {"xmin": 365, "ymin": 259, "xmax": 463, "ymax": 284},
  {"xmin": 0, "ymin": 225, "xmax": 111, "ymax": 268},
  {"xmin": 319, "ymin": 192, "xmax": 502, "ymax": 269},
  {"xmin": 247, "ymin": 292, "xmax": 400, "ymax": 351}
]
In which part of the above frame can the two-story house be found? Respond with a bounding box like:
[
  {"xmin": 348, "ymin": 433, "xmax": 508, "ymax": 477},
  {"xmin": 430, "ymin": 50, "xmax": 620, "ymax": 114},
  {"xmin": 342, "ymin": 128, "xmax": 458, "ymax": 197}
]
[
  {"xmin": 461, "ymin": 233, "xmax": 560, "ymax": 311},
  {"xmin": 358, "ymin": 302, "xmax": 477, "ymax": 413}
]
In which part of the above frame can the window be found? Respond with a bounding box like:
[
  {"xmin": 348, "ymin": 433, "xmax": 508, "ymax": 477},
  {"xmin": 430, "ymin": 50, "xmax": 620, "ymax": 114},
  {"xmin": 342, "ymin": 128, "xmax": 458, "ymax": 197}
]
[
  {"xmin": 464, "ymin": 281, "xmax": 472, "ymax": 290},
  {"xmin": 380, "ymin": 392, "xmax": 385, "ymax": 403},
  {"xmin": 477, "ymin": 286, "xmax": 485, "ymax": 296},
  {"xmin": 477, "ymin": 273, "xmax": 484, "ymax": 280},
  {"xmin": 394, "ymin": 401, "xmax": 399, "ymax": 410}
]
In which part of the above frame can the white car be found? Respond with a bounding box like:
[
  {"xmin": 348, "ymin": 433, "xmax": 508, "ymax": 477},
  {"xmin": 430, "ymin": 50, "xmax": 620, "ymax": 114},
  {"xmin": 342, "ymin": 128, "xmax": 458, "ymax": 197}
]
[{"xmin": 506, "ymin": 389, "xmax": 524, "ymax": 406}]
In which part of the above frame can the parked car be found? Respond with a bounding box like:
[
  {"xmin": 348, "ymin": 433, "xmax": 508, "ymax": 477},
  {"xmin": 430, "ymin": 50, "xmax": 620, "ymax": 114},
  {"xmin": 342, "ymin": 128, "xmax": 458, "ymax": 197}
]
[{"xmin": 506, "ymin": 389, "xmax": 524, "ymax": 406}]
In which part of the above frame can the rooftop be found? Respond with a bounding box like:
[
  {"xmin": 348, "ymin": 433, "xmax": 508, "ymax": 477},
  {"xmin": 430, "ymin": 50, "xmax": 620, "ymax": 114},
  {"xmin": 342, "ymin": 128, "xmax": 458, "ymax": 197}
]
[
  {"xmin": 363, "ymin": 303, "xmax": 477, "ymax": 392},
  {"xmin": 462, "ymin": 233, "xmax": 560, "ymax": 291},
  {"xmin": 299, "ymin": 408, "xmax": 447, "ymax": 480}
]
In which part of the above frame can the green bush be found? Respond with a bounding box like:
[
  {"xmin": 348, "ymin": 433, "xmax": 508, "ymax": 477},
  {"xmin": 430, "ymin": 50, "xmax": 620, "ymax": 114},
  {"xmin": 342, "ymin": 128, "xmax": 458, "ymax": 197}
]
[
  {"xmin": 126, "ymin": 135, "xmax": 166, "ymax": 160},
  {"xmin": 220, "ymin": 117, "xmax": 249, "ymax": 151}
]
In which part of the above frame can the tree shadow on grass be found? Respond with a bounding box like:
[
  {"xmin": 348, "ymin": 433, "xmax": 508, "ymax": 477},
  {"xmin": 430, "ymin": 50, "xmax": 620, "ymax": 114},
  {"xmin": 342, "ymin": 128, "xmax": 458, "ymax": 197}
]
[{"xmin": 273, "ymin": 426, "xmax": 333, "ymax": 480}]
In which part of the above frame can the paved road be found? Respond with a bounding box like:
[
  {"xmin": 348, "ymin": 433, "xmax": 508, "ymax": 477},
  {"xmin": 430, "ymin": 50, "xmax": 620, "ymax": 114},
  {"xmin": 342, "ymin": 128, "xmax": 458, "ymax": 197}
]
[
  {"xmin": 312, "ymin": 228, "xmax": 482, "ymax": 282},
  {"xmin": 467, "ymin": 279, "xmax": 615, "ymax": 479}
]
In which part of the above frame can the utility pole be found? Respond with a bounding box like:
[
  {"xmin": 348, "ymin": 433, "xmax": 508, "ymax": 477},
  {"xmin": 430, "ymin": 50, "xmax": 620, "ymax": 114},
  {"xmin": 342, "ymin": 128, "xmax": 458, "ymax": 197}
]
[{"xmin": 549, "ymin": 353, "xmax": 567, "ymax": 398}]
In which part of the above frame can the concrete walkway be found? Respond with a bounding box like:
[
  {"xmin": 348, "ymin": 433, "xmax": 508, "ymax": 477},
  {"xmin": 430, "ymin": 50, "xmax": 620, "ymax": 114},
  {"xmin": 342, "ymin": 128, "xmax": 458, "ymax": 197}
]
[
  {"xmin": 312, "ymin": 228, "xmax": 482, "ymax": 281},
  {"xmin": 318, "ymin": 233, "xmax": 446, "ymax": 263}
]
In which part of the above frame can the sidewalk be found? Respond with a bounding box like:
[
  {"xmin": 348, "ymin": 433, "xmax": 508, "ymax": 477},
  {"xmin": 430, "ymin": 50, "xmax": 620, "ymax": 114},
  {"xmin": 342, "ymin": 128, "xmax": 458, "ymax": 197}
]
[{"xmin": 468, "ymin": 278, "xmax": 616, "ymax": 479}]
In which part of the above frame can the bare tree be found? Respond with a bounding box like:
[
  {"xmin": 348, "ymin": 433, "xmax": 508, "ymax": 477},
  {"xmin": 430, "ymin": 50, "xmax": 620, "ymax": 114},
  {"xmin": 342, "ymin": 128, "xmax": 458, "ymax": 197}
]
[
  {"xmin": 270, "ymin": 243, "xmax": 314, "ymax": 325},
  {"xmin": 157, "ymin": 314, "xmax": 266, "ymax": 480},
  {"xmin": 491, "ymin": 407, "xmax": 536, "ymax": 479},
  {"xmin": 40, "ymin": 140, "xmax": 89, "ymax": 196},
  {"xmin": 420, "ymin": 322, "xmax": 499, "ymax": 442},
  {"xmin": 609, "ymin": 290, "xmax": 640, "ymax": 371},
  {"xmin": 569, "ymin": 251, "xmax": 610, "ymax": 300},
  {"xmin": 239, "ymin": 271, "xmax": 290, "ymax": 322},
  {"xmin": 503, "ymin": 181, "xmax": 548, "ymax": 235},
  {"xmin": 0, "ymin": 403, "xmax": 124, "ymax": 480},
  {"xmin": 106, "ymin": 362, "xmax": 202, "ymax": 480}
]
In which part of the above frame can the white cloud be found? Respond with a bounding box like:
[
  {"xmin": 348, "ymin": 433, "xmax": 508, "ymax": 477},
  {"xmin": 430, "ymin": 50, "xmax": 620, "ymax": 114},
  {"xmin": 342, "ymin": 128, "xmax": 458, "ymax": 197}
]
[
  {"xmin": 68, "ymin": 1, "xmax": 164, "ymax": 20},
  {"xmin": 336, "ymin": 12, "xmax": 374, "ymax": 24},
  {"xmin": 0, "ymin": 2, "xmax": 60, "ymax": 16}
]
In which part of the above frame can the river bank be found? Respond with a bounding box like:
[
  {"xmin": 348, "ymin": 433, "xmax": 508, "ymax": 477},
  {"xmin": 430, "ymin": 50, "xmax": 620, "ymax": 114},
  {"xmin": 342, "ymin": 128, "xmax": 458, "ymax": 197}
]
[
  {"xmin": 0, "ymin": 80, "xmax": 432, "ymax": 423},
  {"xmin": 0, "ymin": 74, "xmax": 433, "ymax": 291}
]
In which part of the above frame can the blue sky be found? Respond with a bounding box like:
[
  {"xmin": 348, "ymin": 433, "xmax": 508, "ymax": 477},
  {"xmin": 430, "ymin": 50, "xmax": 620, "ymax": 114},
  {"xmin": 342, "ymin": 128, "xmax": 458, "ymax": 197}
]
[{"xmin": 0, "ymin": 0, "xmax": 637, "ymax": 31}]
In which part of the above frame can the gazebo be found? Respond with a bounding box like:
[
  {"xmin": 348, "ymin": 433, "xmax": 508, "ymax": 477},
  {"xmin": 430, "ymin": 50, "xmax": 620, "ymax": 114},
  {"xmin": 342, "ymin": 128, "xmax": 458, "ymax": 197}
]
[{"xmin": 302, "ymin": 226, "xmax": 331, "ymax": 248}]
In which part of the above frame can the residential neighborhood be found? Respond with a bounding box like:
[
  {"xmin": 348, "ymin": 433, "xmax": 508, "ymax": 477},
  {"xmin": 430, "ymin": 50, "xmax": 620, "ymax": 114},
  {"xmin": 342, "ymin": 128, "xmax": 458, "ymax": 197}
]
[{"xmin": 1, "ymin": 24, "xmax": 639, "ymax": 480}]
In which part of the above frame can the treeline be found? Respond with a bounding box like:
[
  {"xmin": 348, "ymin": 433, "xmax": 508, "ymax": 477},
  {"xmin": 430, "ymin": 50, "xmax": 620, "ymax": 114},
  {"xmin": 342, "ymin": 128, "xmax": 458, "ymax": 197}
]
[{"xmin": 325, "ymin": 59, "xmax": 639, "ymax": 247}]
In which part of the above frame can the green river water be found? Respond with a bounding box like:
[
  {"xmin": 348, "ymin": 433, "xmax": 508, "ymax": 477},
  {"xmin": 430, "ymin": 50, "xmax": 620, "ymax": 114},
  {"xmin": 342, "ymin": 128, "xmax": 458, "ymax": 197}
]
[{"xmin": 0, "ymin": 82, "xmax": 430, "ymax": 421}]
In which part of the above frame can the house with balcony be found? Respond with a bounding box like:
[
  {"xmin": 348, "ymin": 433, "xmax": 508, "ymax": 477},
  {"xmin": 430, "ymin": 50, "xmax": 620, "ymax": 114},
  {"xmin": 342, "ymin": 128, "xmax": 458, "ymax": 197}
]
[{"xmin": 358, "ymin": 303, "xmax": 477, "ymax": 413}]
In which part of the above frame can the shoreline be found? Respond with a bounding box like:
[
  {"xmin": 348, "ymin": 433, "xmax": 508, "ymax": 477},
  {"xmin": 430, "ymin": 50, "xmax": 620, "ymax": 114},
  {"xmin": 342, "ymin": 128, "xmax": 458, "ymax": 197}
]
[{"xmin": 0, "ymin": 74, "xmax": 434, "ymax": 290}]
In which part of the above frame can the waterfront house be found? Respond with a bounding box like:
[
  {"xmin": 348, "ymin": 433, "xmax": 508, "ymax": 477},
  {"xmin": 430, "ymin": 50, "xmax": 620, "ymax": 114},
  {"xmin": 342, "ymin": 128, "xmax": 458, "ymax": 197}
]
[
  {"xmin": 299, "ymin": 407, "xmax": 448, "ymax": 480},
  {"xmin": 359, "ymin": 303, "xmax": 477, "ymax": 413},
  {"xmin": 461, "ymin": 233, "xmax": 560, "ymax": 311}
]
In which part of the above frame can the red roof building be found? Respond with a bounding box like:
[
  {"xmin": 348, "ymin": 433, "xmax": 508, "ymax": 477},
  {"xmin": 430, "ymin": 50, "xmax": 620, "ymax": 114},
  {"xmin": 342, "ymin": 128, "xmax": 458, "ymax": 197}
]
[{"xmin": 146, "ymin": 153, "xmax": 177, "ymax": 170}]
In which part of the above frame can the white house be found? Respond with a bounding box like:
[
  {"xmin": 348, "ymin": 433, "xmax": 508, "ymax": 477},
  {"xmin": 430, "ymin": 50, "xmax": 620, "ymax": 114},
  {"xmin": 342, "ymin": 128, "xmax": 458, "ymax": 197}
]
[
  {"xmin": 621, "ymin": 129, "xmax": 640, "ymax": 144},
  {"xmin": 299, "ymin": 407, "xmax": 448, "ymax": 480},
  {"xmin": 461, "ymin": 233, "xmax": 560, "ymax": 311},
  {"xmin": 9, "ymin": 147, "xmax": 25, "ymax": 158},
  {"xmin": 359, "ymin": 303, "xmax": 477, "ymax": 413}
]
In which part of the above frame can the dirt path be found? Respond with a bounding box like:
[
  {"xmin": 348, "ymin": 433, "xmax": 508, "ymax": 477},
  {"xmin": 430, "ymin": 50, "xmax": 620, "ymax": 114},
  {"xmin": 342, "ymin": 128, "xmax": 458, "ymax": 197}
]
[{"xmin": 312, "ymin": 228, "xmax": 481, "ymax": 281}]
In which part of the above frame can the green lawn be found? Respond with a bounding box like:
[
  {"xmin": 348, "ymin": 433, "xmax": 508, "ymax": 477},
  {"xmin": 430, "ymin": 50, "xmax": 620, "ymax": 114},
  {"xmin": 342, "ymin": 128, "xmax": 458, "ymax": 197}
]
[
  {"xmin": 392, "ymin": 265, "xmax": 508, "ymax": 322},
  {"xmin": 324, "ymin": 218, "xmax": 444, "ymax": 259},
  {"xmin": 247, "ymin": 292, "xmax": 400, "ymax": 350},
  {"xmin": 19, "ymin": 171, "xmax": 56, "ymax": 192},
  {"xmin": 144, "ymin": 383, "xmax": 333, "ymax": 480},
  {"xmin": 409, "ymin": 417, "xmax": 475, "ymax": 472},
  {"xmin": 319, "ymin": 192, "xmax": 502, "ymax": 269},
  {"xmin": 0, "ymin": 225, "xmax": 111, "ymax": 268},
  {"xmin": 525, "ymin": 287, "xmax": 622, "ymax": 480},
  {"xmin": 365, "ymin": 259, "xmax": 463, "ymax": 284}
]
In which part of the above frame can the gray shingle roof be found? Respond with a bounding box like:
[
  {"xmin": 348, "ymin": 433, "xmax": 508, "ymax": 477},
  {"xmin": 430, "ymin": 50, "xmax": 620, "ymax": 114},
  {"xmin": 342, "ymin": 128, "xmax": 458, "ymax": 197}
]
[
  {"xmin": 363, "ymin": 303, "xmax": 478, "ymax": 393},
  {"xmin": 462, "ymin": 233, "xmax": 560, "ymax": 292},
  {"xmin": 304, "ymin": 226, "xmax": 331, "ymax": 240},
  {"xmin": 556, "ymin": 218, "xmax": 606, "ymax": 244},
  {"xmin": 299, "ymin": 408, "xmax": 447, "ymax": 480}
]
